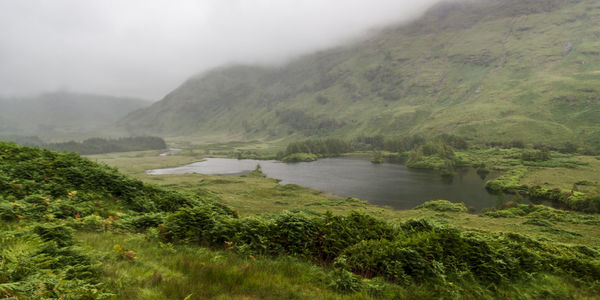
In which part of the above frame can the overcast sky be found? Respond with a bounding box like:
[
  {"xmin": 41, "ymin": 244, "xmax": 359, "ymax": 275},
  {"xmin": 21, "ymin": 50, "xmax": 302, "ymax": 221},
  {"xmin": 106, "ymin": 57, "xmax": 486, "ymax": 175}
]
[{"xmin": 0, "ymin": 0, "xmax": 441, "ymax": 100}]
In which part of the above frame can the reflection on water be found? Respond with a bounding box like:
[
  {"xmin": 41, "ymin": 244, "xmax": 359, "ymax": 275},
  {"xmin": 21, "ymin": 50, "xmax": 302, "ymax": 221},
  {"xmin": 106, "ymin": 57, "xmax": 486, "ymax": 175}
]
[{"xmin": 147, "ymin": 157, "xmax": 502, "ymax": 211}]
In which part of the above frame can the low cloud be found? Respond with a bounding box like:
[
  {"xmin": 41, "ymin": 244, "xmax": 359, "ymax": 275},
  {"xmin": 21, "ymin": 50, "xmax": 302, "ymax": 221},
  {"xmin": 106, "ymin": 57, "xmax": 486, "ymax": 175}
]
[{"xmin": 0, "ymin": 0, "xmax": 441, "ymax": 100}]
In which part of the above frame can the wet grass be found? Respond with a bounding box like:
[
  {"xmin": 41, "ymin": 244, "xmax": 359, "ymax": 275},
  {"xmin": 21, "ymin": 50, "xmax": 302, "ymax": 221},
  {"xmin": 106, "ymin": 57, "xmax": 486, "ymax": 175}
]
[{"xmin": 78, "ymin": 231, "xmax": 376, "ymax": 300}]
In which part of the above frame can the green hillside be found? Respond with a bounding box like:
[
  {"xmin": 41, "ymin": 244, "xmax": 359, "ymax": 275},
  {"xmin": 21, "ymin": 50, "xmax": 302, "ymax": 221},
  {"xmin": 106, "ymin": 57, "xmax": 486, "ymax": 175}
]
[
  {"xmin": 0, "ymin": 91, "xmax": 149, "ymax": 136},
  {"xmin": 118, "ymin": 0, "xmax": 600, "ymax": 151}
]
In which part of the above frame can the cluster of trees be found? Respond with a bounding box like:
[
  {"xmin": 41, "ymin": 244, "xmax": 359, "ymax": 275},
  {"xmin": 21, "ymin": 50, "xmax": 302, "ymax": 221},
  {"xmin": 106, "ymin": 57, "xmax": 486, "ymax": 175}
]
[
  {"xmin": 282, "ymin": 138, "xmax": 350, "ymax": 158},
  {"xmin": 0, "ymin": 135, "xmax": 44, "ymax": 146},
  {"xmin": 282, "ymin": 134, "xmax": 468, "ymax": 167},
  {"xmin": 436, "ymin": 134, "xmax": 468, "ymax": 150},
  {"xmin": 281, "ymin": 133, "xmax": 598, "ymax": 163},
  {"xmin": 418, "ymin": 141, "xmax": 456, "ymax": 159},
  {"xmin": 488, "ymin": 140, "xmax": 596, "ymax": 155},
  {"xmin": 276, "ymin": 109, "xmax": 344, "ymax": 135},
  {"xmin": 521, "ymin": 149, "xmax": 551, "ymax": 162},
  {"xmin": 350, "ymin": 134, "xmax": 467, "ymax": 153},
  {"xmin": 43, "ymin": 136, "xmax": 166, "ymax": 155},
  {"xmin": 487, "ymin": 140, "xmax": 527, "ymax": 149}
]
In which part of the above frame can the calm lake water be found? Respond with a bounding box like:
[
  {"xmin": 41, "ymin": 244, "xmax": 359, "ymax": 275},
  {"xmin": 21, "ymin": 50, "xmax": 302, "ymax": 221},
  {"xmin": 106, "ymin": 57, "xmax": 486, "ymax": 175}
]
[{"xmin": 147, "ymin": 157, "xmax": 502, "ymax": 211}]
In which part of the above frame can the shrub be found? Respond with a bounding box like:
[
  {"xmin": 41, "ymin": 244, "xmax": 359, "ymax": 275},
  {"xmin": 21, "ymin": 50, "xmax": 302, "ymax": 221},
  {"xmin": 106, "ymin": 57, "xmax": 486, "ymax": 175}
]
[
  {"xmin": 476, "ymin": 166, "xmax": 490, "ymax": 179},
  {"xmin": 400, "ymin": 219, "xmax": 437, "ymax": 232},
  {"xmin": 163, "ymin": 206, "xmax": 235, "ymax": 244},
  {"xmin": 71, "ymin": 215, "xmax": 106, "ymax": 232},
  {"xmin": 33, "ymin": 224, "xmax": 74, "ymax": 247},
  {"xmin": 343, "ymin": 239, "xmax": 414, "ymax": 283},
  {"xmin": 0, "ymin": 199, "xmax": 16, "ymax": 221},
  {"xmin": 328, "ymin": 268, "xmax": 363, "ymax": 293},
  {"xmin": 521, "ymin": 149, "xmax": 550, "ymax": 162},
  {"xmin": 421, "ymin": 142, "xmax": 439, "ymax": 156},
  {"xmin": 415, "ymin": 200, "xmax": 468, "ymax": 212},
  {"xmin": 343, "ymin": 224, "xmax": 544, "ymax": 284},
  {"xmin": 235, "ymin": 217, "xmax": 273, "ymax": 254},
  {"xmin": 268, "ymin": 211, "xmax": 318, "ymax": 257},
  {"xmin": 371, "ymin": 151, "xmax": 384, "ymax": 164},
  {"xmin": 116, "ymin": 213, "xmax": 165, "ymax": 231},
  {"xmin": 314, "ymin": 212, "xmax": 397, "ymax": 262},
  {"xmin": 282, "ymin": 153, "xmax": 318, "ymax": 162},
  {"xmin": 437, "ymin": 134, "xmax": 468, "ymax": 150},
  {"xmin": 559, "ymin": 142, "xmax": 578, "ymax": 154}
]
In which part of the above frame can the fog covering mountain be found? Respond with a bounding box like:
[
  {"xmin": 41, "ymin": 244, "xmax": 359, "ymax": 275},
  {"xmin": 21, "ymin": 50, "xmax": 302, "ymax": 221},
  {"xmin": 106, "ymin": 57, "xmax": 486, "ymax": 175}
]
[
  {"xmin": 0, "ymin": 0, "xmax": 442, "ymax": 99},
  {"xmin": 0, "ymin": 91, "xmax": 149, "ymax": 135},
  {"xmin": 118, "ymin": 0, "xmax": 600, "ymax": 151}
]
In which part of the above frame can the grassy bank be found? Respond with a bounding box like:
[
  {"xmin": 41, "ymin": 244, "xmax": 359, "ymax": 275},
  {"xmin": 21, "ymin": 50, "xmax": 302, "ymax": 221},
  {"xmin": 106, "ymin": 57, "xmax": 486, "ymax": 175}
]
[{"xmin": 90, "ymin": 142, "xmax": 600, "ymax": 213}]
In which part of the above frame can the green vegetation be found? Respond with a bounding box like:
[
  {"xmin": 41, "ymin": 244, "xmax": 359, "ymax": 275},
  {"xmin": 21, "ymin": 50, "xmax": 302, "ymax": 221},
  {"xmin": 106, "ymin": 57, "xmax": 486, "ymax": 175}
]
[
  {"xmin": 406, "ymin": 141, "xmax": 457, "ymax": 170},
  {"xmin": 3, "ymin": 142, "xmax": 600, "ymax": 298},
  {"xmin": 521, "ymin": 149, "xmax": 551, "ymax": 162},
  {"xmin": 415, "ymin": 200, "xmax": 468, "ymax": 213},
  {"xmin": 370, "ymin": 151, "xmax": 384, "ymax": 164},
  {"xmin": 92, "ymin": 147, "xmax": 600, "ymax": 246},
  {"xmin": 43, "ymin": 136, "xmax": 167, "ymax": 155},
  {"xmin": 276, "ymin": 133, "xmax": 600, "ymax": 211},
  {"xmin": 144, "ymin": 133, "xmax": 600, "ymax": 216},
  {"xmin": 282, "ymin": 153, "xmax": 318, "ymax": 163},
  {"xmin": 160, "ymin": 208, "xmax": 600, "ymax": 298},
  {"xmin": 283, "ymin": 135, "xmax": 459, "ymax": 166},
  {"xmin": 485, "ymin": 167, "xmax": 600, "ymax": 213},
  {"xmin": 352, "ymin": 135, "xmax": 427, "ymax": 153},
  {"xmin": 484, "ymin": 203, "xmax": 600, "ymax": 227},
  {"xmin": 281, "ymin": 138, "xmax": 349, "ymax": 160},
  {"xmin": 0, "ymin": 141, "xmax": 220, "ymax": 298},
  {"xmin": 0, "ymin": 224, "xmax": 113, "ymax": 299}
]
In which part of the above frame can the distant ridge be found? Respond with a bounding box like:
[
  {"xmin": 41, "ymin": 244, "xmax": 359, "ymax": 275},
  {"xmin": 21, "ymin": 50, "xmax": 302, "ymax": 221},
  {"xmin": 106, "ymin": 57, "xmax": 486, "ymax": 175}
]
[{"xmin": 0, "ymin": 91, "xmax": 149, "ymax": 135}]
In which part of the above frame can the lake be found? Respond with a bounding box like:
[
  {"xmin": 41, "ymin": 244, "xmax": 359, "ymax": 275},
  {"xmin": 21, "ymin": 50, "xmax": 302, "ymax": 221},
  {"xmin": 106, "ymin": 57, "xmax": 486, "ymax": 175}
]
[{"xmin": 147, "ymin": 157, "xmax": 503, "ymax": 211}]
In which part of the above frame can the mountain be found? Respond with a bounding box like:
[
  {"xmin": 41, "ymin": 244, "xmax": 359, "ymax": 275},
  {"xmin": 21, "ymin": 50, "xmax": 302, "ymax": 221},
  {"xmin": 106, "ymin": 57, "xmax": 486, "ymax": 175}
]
[
  {"xmin": 0, "ymin": 91, "xmax": 150, "ymax": 135},
  {"xmin": 118, "ymin": 0, "xmax": 600, "ymax": 150}
]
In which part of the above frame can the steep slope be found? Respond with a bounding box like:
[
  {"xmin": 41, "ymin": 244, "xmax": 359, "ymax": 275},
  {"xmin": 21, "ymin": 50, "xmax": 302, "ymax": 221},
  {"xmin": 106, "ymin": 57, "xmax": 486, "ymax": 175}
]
[
  {"xmin": 0, "ymin": 91, "xmax": 150, "ymax": 135},
  {"xmin": 118, "ymin": 0, "xmax": 600, "ymax": 149}
]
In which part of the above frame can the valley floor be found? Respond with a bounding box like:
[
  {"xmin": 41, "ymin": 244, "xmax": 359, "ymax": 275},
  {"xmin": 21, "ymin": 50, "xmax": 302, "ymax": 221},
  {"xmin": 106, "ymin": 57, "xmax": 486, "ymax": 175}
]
[
  {"xmin": 88, "ymin": 146, "xmax": 600, "ymax": 247},
  {"xmin": 73, "ymin": 142, "xmax": 600, "ymax": 299}
]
